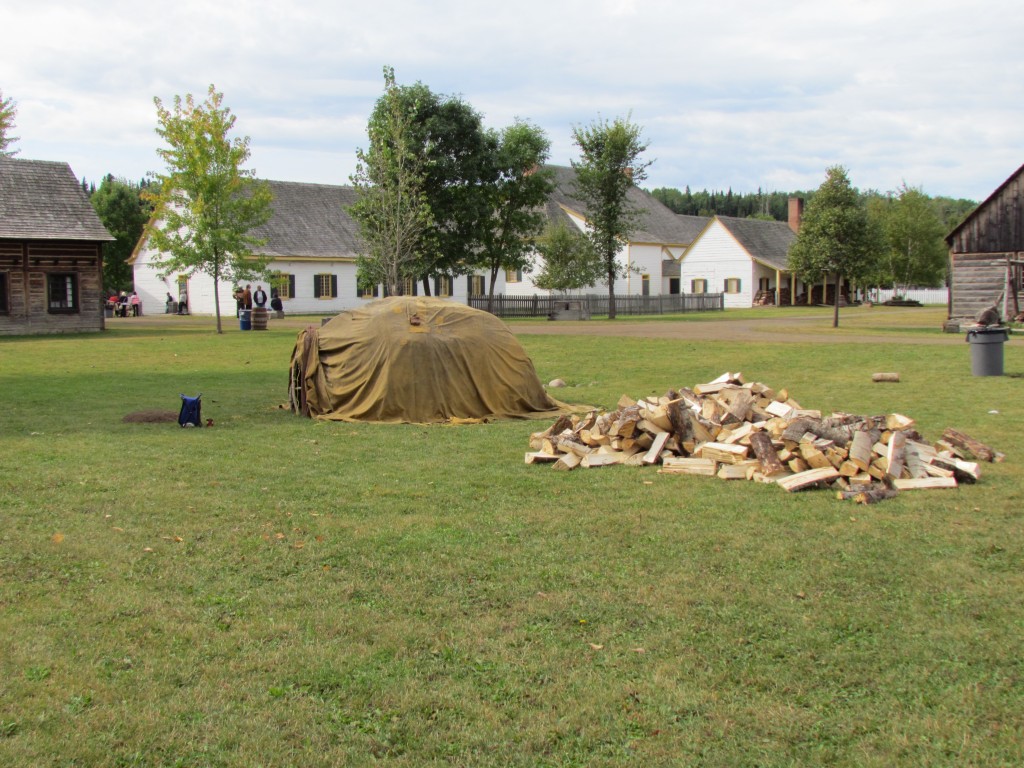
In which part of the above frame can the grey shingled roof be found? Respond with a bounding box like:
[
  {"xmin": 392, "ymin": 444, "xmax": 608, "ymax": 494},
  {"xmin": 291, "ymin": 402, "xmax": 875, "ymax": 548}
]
[
  {"xmin": 547, "ymin": 165, "xmax": 704, "ymax": 245},
  {"xmin": 675, "ymin": 214, "xmax": 713, "ymax": 244},
  {"xmin": 715, "ymin": 215, "xmax": 796, "ymax": 271},
  {"xmin": 0, "ymin": 158, "xmax": 113, "ymax": 241},
  {"xmin": 249, "ymin": 180, "xmax": 362, "ymax": 258}
]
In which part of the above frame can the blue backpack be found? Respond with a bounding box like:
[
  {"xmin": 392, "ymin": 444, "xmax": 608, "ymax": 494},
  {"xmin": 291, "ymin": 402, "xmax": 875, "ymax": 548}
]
[{"xmin": 178, "ymin": 394, "xmax": 202, "ymax": 427}]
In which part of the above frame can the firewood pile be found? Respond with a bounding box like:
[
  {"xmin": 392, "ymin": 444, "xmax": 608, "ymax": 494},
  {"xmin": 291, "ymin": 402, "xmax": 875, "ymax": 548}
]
[{"xmin": 526, "ymin": 372, "xmax": 1003, "ymax": 504}]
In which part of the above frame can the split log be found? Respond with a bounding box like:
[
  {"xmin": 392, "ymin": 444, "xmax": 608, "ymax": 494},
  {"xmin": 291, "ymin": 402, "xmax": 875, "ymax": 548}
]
[
  {"xmin": 886, "ymin": 430, "xmax": 907, "ymax": 479},
  {"xmin": 941, "ymin": 428, "xmax": 997, "ymax": 462},
  {"xmin": 777, "ymin": 466, "xmax": 840, "ymax": 492},
  {"xmin": 765, "ymin": 400, "xmax": 795, "ymax": 419},
  {"xmin": 553, "ymin": 452, "xmax": 582, "ymax": 471},
  {"xmin": 581, "ymin": 452, "xmax": 622, "ymax": 468},
  {"xmin": 929, "ymin": 456, "xmax": 980, "ymax": 483},
  {"xmin": 718, "ymin": 388, "xmax": 755, "ymax": 425},
  {"xmin": 886, "ymin": 413, "xmax": 915, "ymax": 431},
  {"xmin": 892, "ymin": 477, "xmax": 958, "ymax": 490},
  {"xmin": 799, "ymin": 443, "xmax": 833, "ymax": 470},
  {"xmin": 659, "ymin": 457, "xmax": 717, "ymax": 476},
  {"xmin": 641, "ymin": 431, "xmax": 670, "ymax": 465},
  {"xmin": 525, "ymin": 451, "xmax": 560, "ymax": 464},
  {"xmin": 557, "ymin": 437, "xmax": 594, "ymax": 457},
  {"xmin": 749, "ymin": 430, "xmax": 786, "ymax": 477},
  {"xmin": 700, "ymin": 442, "xmax": 749, "ymax": 464},
  {"xmin": 717, "ymin": 462, "xmax": 756, "ymax": 480}
]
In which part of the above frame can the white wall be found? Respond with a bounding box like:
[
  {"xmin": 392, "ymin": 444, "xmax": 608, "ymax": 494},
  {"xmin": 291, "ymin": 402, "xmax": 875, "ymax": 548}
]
[
  {"xmin": 133, "ymin": 247, "xmax": 500, "ymax": 315},
  {"xmin": 678, "ymin": 220, "xmax": 755, "ymax": 308}
]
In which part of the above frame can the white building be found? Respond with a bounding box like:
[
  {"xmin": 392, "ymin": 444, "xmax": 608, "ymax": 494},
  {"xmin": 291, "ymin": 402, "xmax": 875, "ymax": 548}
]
[
  {"xmin": 506, "ymin": 166, "xmax": 710, "ymax": 298},
  {"xmin": 677, "ymin": 200, "xmax": 812, "ymax": 307},
  {"xmin": 130, "ymin": 180, "xmax": 497, "ymax": 316},
  {"xmin": 131, "ymin": 170, "xmax": 807, "ymax": 315}
]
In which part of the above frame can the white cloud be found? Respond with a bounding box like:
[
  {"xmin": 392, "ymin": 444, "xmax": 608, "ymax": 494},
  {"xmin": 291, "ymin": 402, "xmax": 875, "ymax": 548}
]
[{"xmin": 2, "ymin": 0, "xmax": 1021, "ymax": 200}]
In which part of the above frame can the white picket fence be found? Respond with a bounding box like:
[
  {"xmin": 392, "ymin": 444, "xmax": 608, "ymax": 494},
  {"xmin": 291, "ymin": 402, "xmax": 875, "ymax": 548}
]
[{"xmin": 865, "ymin": 287, "xmax": 948, "ymax": 305}]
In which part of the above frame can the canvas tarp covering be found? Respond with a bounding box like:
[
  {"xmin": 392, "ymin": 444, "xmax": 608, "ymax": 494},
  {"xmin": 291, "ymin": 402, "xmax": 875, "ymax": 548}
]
[{"xmin": 289, "ymin": 296, "xmax": 564, "ymax": 423}]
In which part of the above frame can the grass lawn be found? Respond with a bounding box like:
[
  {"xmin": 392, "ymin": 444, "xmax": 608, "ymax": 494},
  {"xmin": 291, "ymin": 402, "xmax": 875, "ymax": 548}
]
[{"xmin": 1, "ymin": 312, "xmax": 1022, "ymax": 767}]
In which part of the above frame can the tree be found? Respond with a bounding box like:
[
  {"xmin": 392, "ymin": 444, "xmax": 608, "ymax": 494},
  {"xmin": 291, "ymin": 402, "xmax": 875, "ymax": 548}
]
[
  {"xmin": 473, "ymin": 121, "xmax": 555, "ymax": 311},
  {"xmin": 360, "ymin": 74, "xmax": 493, "ymax": 294},
  {"xmin": 570, "ymin": 115, "xmax": 651, "ymax": 318},
  {"xmin": 1, "ymin": 88, "xmax": 18, "ymax": 157},
  {"xmin": 788, "ymin": 166, "xmax": 878, "ymax": 328},
  {"xmin": 532, "ymin": 220, "xmax": 603, "ymax": 294},
  {"xmin": 145, "ymin": 85, "xmax": 273, "ymax": 333},
  {"xmin": 349, "ymin": 67, "xmax": 433, "ymax": 297},
  {"xmin": 868, "ymin": 184, "xmax": 947, "ymax": 292},
  {"xmin": 90, "ymin": 175, "xmax": 150, "ymax": 292}
]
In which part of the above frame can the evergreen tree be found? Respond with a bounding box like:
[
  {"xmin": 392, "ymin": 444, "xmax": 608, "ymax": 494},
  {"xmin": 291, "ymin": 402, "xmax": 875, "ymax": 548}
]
[{"xmin": 91, "ymin": 176, "xmax": 149, "ymax": 292}]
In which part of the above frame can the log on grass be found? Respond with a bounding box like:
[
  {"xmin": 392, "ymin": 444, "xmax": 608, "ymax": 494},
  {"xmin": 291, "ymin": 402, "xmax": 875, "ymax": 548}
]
[
  {"xmin": 553, "ymin": 452, "xmax": 582, "ymax": 471},
  {"xmin": 892, "ymin": 477, "xmax": 958, "ymax": 490},
  {"xmin": 777, "ymin": 466, "xmax": 840, "ymax": 492},
  {"xmin": 941, "ymin": 428, "xmax": 998, "ymax": 462},
  {"xmin": 659, "ymin": 457, "xmax": 717, "ymax": 476},
  {"xmin": 525, "ymin": 451, "xmax": 560, "ymax": 464},
  {"xmin": 872, "ymin": 372, "xmax": 900, "ymax": 383}
]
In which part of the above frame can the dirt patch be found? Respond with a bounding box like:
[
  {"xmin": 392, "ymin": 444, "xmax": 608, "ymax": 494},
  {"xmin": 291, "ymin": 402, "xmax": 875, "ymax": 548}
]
[{"xmin": 122, "ymin": 410, "xmax": 178, "ymax": 424}]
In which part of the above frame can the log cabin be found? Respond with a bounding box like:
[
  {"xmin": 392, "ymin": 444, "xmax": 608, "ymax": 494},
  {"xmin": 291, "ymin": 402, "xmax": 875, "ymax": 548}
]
[
  {"xmin": 946, "ymin": 162, "xmax": 1024, "ymax": 325},
  {"xmin": 0, "ymin": 158, "xmax": 113, "ymax": 335}
]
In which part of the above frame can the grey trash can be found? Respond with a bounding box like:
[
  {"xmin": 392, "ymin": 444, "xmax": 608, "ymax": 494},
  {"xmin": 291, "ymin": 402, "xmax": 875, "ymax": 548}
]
[{"xmin": 966, "ymin": 327, "xmax": 1008, "ymax": 376}]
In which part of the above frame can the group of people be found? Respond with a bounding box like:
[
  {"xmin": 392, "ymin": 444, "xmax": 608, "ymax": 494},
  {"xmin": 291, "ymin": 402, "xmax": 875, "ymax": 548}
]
[
  {"xmin": 107, "ymin": 291, "xmax": 141, "ymax": 317},
  {"xmin": 233, "ymin": 284, "xmax": 282, "ymax": 316},
  {"xmin": 166, "ymin": 291, "xmax": 188, "ymax": 315}
]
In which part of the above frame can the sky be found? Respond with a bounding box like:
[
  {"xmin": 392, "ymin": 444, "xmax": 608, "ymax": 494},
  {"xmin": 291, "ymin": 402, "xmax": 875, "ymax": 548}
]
[{"xmin": 3, "ymin": 0, "xmax": 1021, "ymax": 202}]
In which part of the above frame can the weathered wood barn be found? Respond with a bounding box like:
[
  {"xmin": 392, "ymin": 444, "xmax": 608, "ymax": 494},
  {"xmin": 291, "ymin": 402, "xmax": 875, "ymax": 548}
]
[
  {"xmin": 946, "ymin": 162, "xmax": 1024, "ymax": 325},
  {"xmin": 0, "ymin": 158, "xmax": 113, "ymax": 335}
]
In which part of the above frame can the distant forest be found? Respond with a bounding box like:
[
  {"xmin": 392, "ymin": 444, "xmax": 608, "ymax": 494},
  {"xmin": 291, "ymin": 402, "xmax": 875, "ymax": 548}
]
[
  {"xmin": 647, "ymin": 186, "xmax": 977, "ymax": 230},
  {"xmin": 647, "ymin": 187, "xmax": 807, "ymax": 221}
]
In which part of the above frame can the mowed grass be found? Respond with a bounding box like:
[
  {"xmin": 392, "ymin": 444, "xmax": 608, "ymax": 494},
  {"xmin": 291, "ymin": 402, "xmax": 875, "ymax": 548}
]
[{"xmin": 1, "ymin": 313, "xmax": 1022, "ymax": 767}]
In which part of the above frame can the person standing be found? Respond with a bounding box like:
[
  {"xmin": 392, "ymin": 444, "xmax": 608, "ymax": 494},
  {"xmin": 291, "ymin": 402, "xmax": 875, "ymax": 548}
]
[
  {"xmin": 253, "ymin": 285, "xmax": 268, "ymax": 308},
  {"xmin": 242, "ymin": 284, "xmax": 253, "ymax": 310},
  {"xmin": 130, "ymin": 291, "xmax": 141, "ymax": 316},
  {"xmin": 178, "ymin": 286, "xmax": 188, "ymax": 315}
]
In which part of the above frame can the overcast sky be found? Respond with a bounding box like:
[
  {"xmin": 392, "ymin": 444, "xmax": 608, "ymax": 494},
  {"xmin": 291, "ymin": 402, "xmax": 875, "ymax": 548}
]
[{"xmin": 3, "ymin": 0, "xmax": 1021, "ymax": 202}]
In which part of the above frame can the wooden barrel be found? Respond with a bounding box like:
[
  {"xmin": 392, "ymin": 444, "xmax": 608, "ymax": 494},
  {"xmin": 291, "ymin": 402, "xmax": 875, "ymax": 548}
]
[{"xmin": 251, "ymin": 307, "xmax": 269, "ymax": 330}]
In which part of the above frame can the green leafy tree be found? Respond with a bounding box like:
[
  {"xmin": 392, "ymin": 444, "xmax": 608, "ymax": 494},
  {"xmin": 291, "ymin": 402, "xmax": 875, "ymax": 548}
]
[
  {"xmin": 90, "ymin": 175, "xmax": 150, "ymax": 292},
  {"xmin": 570, "ymin": 115, "xmax": 652, "ymax": 319},
  {"xmin": 788, "ymin": 165, "xmax": 879, "ymax": 328},
  {"xmin": 473, "ymin": 121, "xmax": 555, "ymax": 311},
  {"xmin": 145, "ymin": 85, "xmax": 273, "ymax": 334},
  {"xmin": 349, "ymin": 67, "xmax": 433, "ymax": 297},
  {"xmin": 532, "ymin": 220, "xmax": 603, "ymax": 294},
  {"xmin": 1, "ymin": 88, "xmax": 18, "ymax": 157},
  {"xmin": 867, "ymin": 184, "xmax": 948, "ymax": 293},
  {"xmin": 363, "ymin": 74, "xmax": 493, "ymax": 293}
]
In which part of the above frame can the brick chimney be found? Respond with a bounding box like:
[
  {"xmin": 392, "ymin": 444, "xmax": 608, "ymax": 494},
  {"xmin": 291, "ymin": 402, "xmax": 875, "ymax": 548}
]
[{"xmin": 788, "ymin": 197, "xmax": 804, "ymax": 233}]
